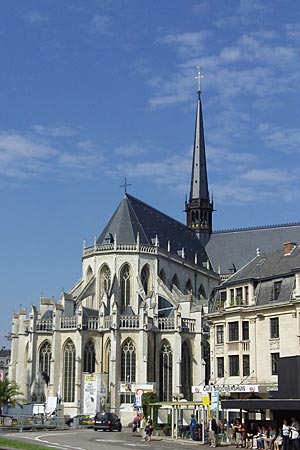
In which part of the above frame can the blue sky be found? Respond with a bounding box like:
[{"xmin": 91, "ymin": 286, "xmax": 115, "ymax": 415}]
[{"xmin": 1, "ymin": 0, "xmax": 300, "ymax": 346}]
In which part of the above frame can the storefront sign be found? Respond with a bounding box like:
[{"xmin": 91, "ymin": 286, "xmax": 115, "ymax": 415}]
[{"xmin": 192, "ymin": 384, "xmax": 259, "ymax": 393}]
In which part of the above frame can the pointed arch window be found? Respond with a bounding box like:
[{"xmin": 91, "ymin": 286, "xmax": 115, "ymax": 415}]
[
  {"xmin": 141, "ymin": 264, "xmax": 151, "ymax": 295},
  {"xmin": 100, "ymin": 264, "xmax": 111, "ymax": 295},
  {"xmin": 159, "ymin": 342, "xmax": 172, "ymax": 402},
  {"xmin": 63, "ymin": 340, "xmax": 76, "ymax": 403},
  {"xmin": 120, "ymin": 339, "xmax": 136, "ymax": 404},
  {"xmin": 181, "ymin": 341, "xmax": 192, "ymax": 400},
  {"xmin": 120, "ymin": 264, "xmax": 131, "ymax": 311},
  {"xmin": 121, "ymin": 339, "xmax": 136, "ymax": 382},
  {"xmin": 84, "ymin": 340, "xmax": 95, "ymax": 373},
  {"xmin": 104, "ymin": 339, "xmax": 111, "ymax": 374},
  {"xmin": 39, "ymin": 341, "xmax": 51, "ymax": 382}
]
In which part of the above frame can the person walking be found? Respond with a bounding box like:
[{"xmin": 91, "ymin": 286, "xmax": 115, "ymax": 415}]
[
  {"xmin": 140, "ymin": 415, "xmax": 147, "ymax": 441},
  {"xmin": 208, "ymin": 415, "xmax": 218, "ymax": 447}
]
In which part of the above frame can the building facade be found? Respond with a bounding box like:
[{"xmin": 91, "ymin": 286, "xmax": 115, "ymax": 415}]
[
  {"xmin": 9, "ymin": 78, "xmax": 220, "ymax": 419},
  {"xmin": 8, "ymin": 72, "xmax": 300, "ymax": 419},
  {"xmin": 208, "ymin": 242, "xmax": 300, "ymax": 397},
  {"xmin": 0, "ymin": 347, "xmax": 10, "ymax": 381}
]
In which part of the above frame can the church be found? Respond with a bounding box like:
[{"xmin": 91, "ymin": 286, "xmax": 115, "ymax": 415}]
[{"xmin": 9, "ymin": 69, "xmax": 300, "ymax": 421}]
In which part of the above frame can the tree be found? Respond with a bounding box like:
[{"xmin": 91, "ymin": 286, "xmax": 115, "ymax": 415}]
[
  {"xmin": 0, "ymin": 380, "xmax": 23, "ymax": 412},
  {"xmin": 141, "ymin": 392, "xmax": 159, "ymax": 423}
]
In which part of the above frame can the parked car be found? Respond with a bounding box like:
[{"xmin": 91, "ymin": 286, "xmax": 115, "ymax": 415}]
[
  {"xmin": 94, "ymin": 412, "xmax": 122, "ymax": 432},
  {"xmin": 66, "ymin": 414, "xmax": 94, "ymax": 427}
]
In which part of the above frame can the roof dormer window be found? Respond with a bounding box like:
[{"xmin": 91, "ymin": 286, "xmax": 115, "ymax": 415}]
[{"xmin": 272, "ymin": 281, "xmax": 282, "ymax": 301}]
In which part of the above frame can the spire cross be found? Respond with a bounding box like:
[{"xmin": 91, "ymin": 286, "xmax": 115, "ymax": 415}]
[
  {"xmin": 120, "ymin": 178, "xmax": 132, "ymax": 193},
  {"xmin": 195, "ymin": 65, "xmax": 203, "ymax": 94}
]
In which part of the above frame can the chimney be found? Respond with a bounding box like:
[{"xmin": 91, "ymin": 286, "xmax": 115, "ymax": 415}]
[{"xmin": 283, "ymin": 242, "xmax": 297, "ymax": 256}]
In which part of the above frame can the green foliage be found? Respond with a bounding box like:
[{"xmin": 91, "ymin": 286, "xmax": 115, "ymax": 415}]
[
  {"xmin": 0, "ymin": 379, "xmax": 23, "ymax": 408},
  {"xmin": 141, "ymin": 391, "xmax": 159, "ymax": 420}
]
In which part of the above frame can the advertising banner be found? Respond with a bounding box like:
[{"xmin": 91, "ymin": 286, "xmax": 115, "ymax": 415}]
[{"xmin": 83, "ymin": 374, "xmax": 97, "ymax": 415}]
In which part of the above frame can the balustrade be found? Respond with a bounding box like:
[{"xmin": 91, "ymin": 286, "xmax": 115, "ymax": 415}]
[
  {"xmin": 61, "ymin": 317, "xmax": 77, "ymax": 329},
  {"xmin": 36, "ymin": 320, "xmax": 53, "ymax": 332},
  {"xmin": 119, "ymin": 316, "xmax": 139, "ymax": 329}
]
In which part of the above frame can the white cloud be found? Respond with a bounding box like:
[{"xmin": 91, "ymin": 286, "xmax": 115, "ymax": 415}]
[
  {"xmin": 90, "ymin": 14, "xmax": 113, "ymax": 35},
  {"xmin": 113, "ymin": 144, "xmax": 145, "ymax": 157},
  {"xmin": 259, "ymin": 124, "xmax": 300, "ymax": 153},
  {"xmin": 24, "ymin": 11, "xmax": 49, "ymax": 24},
  {"xmin": 107, "ymin": 152, "xmax": 191, "ymax": 192},
  {"xmin": 32, "ymin": 125, "xmax": 78, "ymax": 138},
  {"xmin": 240, "ymin": 168, "xmax": 296, "ymax": 183},
  {"xmin": 156, "ymin": 32, "xmax": 209, "ymax": 58},
  {"xmin": 0, "ymin": 130, "xmax": 104, "ymax": 184}
]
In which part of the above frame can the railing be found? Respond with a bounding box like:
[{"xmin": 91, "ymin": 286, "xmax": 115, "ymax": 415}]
[
  {"xmin": 119, "ymin": 315, "xmax": 139, "ymax": 329},
  {"xmin": 83, "ymin": 243, "xmax": 158, "ymax": 257},
  {"xmin": 104, "ymin": 317, "xmax": 111, "ymax": 329},
  {"xmin": 87, "ymin": 317, "xmax": 99, "ymax": 330},
  {"xmin": 242, "ymin": 341, "xmax": 250, "ymax": 351},
  {"xmin": 157, "ymin": 317, "xmax": 175, "ymax": 330},
  {"xmin": 0, "ymin": 415, "xmax": 65, "ymax": 432},
  {"xmin": 36, "ymin": 320, "xmax": 53, "ymax": 332},
  {"xmin": 61, "ymin": 317, "xmax": 77, "ymax": 329},
  {"xmin": 181, "ymin": 318, "xmax": 196, "ymax": 332},
  {"xmin": 35, "ymin": 315, "xmax": 196, "ymax": 333}
]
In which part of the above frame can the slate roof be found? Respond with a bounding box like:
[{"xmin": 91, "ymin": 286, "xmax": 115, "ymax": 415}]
[
  {"xmin": 210, "ymin": 244, "xmax": 300, "ymax": 311},
  {"xmin": 206, "ymin": 223, "xmax": 300, "ymax": 275},
  {"xmin": 97, "ymin": 193, "xmax": 209, "ymax": 266},
  {"xmin": 225, "ymin": 244, "xmax": 300, "ymax": 284}
]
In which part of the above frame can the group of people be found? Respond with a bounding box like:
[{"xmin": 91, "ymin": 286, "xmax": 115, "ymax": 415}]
[
  {"xmin": 229, "ymin": 417, "xmax": 300, "ymax": 450},
  {"xmin": 132, "ymin": 413, "xmax": 153, "ymax": 441}
]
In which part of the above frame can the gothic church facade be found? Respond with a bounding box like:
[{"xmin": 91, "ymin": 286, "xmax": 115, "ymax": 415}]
[{"xmin": 9, "ymin": 81, "xmax": 219, "ymax": 419}]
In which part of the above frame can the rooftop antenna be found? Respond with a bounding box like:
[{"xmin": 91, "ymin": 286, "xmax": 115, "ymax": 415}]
[{"xmin": 120, "ymin": 178, "xmax": 132, "ymax": 194}]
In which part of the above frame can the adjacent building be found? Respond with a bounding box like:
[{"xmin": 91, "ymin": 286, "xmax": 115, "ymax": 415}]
[
  {"xmin": 208, "ymin": 242, "xmax": 300, "ymax": 396},
  {"xmin": 0, "ymin": 347, "xmax": 10, "ymax": 381}
]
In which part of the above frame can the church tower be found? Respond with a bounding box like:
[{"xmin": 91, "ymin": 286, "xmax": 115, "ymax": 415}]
[{"xmin": 185, "ymin": 66, "xmax": 213, "ymax": 246}]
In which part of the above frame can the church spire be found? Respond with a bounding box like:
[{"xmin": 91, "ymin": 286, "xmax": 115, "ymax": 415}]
[{"xmin": 185, "ymin": 66, "xmax": 213, "ymax": 246}]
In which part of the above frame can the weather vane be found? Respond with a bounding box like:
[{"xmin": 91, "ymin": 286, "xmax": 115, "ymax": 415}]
[
  {"xmin": 120, "ymin": 178, "xmax": 132, "ymax": 194},
  {"xmin": 195, "ymin": 65, "xmax": 203, "ymax": 94}
]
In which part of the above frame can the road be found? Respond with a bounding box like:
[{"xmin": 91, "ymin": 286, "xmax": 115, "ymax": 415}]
[{"xmin": 1, "ymin": 428, "xmax": 203, "ymax": 450}]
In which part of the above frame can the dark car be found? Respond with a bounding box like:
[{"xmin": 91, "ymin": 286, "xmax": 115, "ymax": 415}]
[{"xmin": 94, "ymin": 412, "xmax": 122, "ymax": 432}]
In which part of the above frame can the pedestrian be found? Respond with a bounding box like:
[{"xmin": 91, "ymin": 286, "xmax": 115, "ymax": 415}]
[
  {"xmin": 208, "ymin": 414, "xmax": 218, "ymax": 447},
  {"xmin": 132, "ymin": 412, "xmax": 140, "ymax": 434},
  {"xmin": 140, "ymin": 415, "xmax": 147, "ymax": 441},
  {"xmin": 189, "ymin": 414, "xmax": 196, "ymax": 440},
  {"xmin": 145, "ymin": 416, "xmax": 153, "ymax": 441},
  {"xmin": 282, "ymin": 419, "xmax": 290, "ymax": 450},
  {"xmin": 290, "ymin": 417, "xmax": 300, "ymax": 450}
]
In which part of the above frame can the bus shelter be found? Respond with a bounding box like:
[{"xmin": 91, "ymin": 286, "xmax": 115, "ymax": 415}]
[{"xmin": 149, "ymin": 401, "xmax": 206, "ymax": 442}]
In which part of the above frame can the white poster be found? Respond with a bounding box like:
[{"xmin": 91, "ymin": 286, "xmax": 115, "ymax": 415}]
[{"xmin": 83, "ymin": 374, "xmax": 97, "ymax": 415}]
